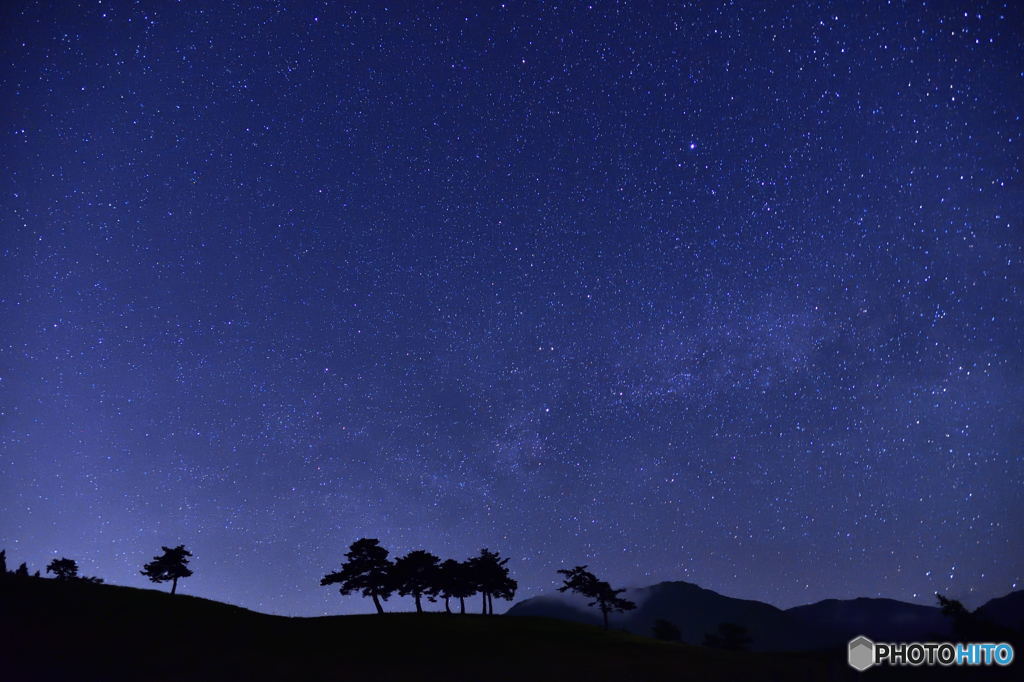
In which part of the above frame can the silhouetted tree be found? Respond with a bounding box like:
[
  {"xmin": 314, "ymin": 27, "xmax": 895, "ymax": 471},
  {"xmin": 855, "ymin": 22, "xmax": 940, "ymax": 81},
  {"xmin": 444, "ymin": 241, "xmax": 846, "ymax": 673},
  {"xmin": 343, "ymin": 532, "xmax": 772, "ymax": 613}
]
[
  {"xmin": 704, "ymin": 622, "xmax": 752, "ymax": 651},
  {"xmin": 14, "ymin": 562, "xmax": 29, "ymax": 578},
  {"xmin": 436, "ymin": 559, "xmax": 476, "ymax": 614},
  {"xmin": 468, "ymin": 548, "xmax": 517, "ymax": 615},
  {"xmin": 321, "ymin": 538, "xmax": 395, "ymax": 614},
  {"xmin": 557, "ymin": 565, "xmax": 636, "ymax": 630},
  {"xmin": 46, "ymin": 558, "xmax": 79, "ymax": 580},
  {"xmin": 653, "ymin": 618, "xmax": 682, "ymax": 642},
  {"xmin": 0, "ymin": 549, "xmax": 6, "ymax": 574},
  {"xmin": 141, "ymin": 545, "xmax": 193, "ymax": 594},
  {"xmin": 392, "ymin": 550, "xmax": 440, "ymax": 613}
]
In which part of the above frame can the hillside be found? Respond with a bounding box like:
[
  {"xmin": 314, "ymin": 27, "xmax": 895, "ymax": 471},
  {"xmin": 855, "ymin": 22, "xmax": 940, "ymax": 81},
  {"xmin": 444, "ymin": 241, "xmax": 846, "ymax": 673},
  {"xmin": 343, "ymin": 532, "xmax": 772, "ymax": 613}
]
[
  {"xmin": 0, "ymin": 576, "xmax": 835, "ymax": 682},
  {"xmin": 977, "ymin": 590, "xmax": 1024, "ymax": 632},
  {"xmin": 2, "ymin": 577, "xmax": 1017, "ymax": 680}
]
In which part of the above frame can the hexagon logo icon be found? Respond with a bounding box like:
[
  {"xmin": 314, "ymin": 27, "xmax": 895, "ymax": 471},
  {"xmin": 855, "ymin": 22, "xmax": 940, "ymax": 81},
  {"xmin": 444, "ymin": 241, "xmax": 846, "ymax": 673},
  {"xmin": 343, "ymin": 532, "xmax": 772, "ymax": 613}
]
[{"xmin": 848, "ymin": 636, "xmax": 875, "ymax": 671}]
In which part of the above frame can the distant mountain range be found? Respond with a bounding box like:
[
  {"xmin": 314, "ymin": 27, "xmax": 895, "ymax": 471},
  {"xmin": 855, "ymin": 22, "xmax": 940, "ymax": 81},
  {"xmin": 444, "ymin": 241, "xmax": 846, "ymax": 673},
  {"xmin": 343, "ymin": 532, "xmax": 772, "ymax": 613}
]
[{"xmin": 506, "ymin": 581, "xmax": 1022, "ymax": 651}]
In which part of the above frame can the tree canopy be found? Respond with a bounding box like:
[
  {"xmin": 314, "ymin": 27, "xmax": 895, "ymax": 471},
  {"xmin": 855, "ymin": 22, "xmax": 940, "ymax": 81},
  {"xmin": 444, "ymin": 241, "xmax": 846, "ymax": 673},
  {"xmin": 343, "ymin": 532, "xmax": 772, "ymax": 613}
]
[
  {"xmin": 46, "ymin": 558, "xmax": 79, "ymax": 580},
  {"xmin": 436, "ymin": 559, "xmax": 476, "ymax": 614},
  {"xmin": 321, "ymin": 538, "xmax": 395, "ymax": 614},
  {"xmin": 141, "ymin": 545, "xmax": 193, "ymax": 594},
  {"xmin": 392, "ymin": 550, "xmax": 441, "ymax": 613},
  {"xmin": 467, "ymin": 548, "xmax": 517, "ymax": 615}
]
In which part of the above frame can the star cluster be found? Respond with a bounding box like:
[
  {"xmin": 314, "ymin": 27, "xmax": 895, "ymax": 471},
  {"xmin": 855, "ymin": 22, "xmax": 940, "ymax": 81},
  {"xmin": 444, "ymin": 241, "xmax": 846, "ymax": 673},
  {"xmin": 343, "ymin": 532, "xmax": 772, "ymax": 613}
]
[{"xmin": 1, "ymin": 1, "xmax": 1021, "ymax": 615}]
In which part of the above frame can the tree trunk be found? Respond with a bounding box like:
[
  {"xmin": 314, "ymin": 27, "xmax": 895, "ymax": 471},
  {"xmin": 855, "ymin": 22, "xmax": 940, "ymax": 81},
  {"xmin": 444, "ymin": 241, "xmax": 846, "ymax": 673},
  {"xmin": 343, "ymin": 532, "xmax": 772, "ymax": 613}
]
[
  {"xmin": 481, "ymin": 591, "xmax": 487, "ymax": 614},
  {"xmin": 371, "ymin": 593, "xmax": 385, "ymax": 615},
  {"xmin": 487, "ymin": 593, "xmax": 494, "ymax": 615},
  {"xmin": 602, "ymin": 607, "xmax": 609, "ymax": 630},
  {"xmin": 459, "ymin": 597, "xmax": 465, "ymax": 614},
  {"xmin": 415, "ymin": 593, "xmax": 423, "ymax": 613},
  {"xmin": 444, "ymin": 596, "xmax": 451, "ymax": 614},
  {"xmin": 171, "ymin": 577, "xmax": 178, "ymax": 595}
]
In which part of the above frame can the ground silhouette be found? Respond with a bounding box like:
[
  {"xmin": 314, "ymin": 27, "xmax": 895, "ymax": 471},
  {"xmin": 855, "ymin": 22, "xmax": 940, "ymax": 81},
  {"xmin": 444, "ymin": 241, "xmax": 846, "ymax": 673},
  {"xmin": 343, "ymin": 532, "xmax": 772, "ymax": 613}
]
[{"xmin": 5, "ymin": 576, "xmax": 1016, "ymax": 681}]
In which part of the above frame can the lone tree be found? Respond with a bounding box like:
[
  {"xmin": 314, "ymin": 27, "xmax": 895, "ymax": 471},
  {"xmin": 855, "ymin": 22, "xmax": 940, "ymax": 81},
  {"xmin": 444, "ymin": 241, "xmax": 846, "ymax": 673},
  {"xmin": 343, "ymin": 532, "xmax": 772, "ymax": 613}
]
[
  {"xmin": 436, "ymin": 559, "xmax": 476, "ymax": 614},
  {"xmin": 468, "ymin": 548, "xmax": 517, "ymax": 615},
  {"xmin": 557, "ymin": 565, "xmax": 636, "ymax": 630},
  {"xmin": 321, "ymin": 538, "xmax": 395, "ymax": 615},
  {"xmin": 141, "ymin": 545, "xmax": 193, "ymax": 594},
  {"xmin": 392, "ymin": 550, "xmax": 440, "ymax": 613},
  {"xmin": 703, "ymin": 622, "xmax": 752, "ymax": 651},
  {"xmin": 0, "ymin": 549, "xmax": 6, "ymax": 574},
  {"xmin": 46, "ymin": 558, "xmax": 79, "ymax": 580}
]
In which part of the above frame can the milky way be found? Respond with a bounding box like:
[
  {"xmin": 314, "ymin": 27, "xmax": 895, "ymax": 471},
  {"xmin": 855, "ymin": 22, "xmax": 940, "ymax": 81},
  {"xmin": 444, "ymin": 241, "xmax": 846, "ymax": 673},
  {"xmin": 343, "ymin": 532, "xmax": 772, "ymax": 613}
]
[{"xmin": 2, "ymin": 1, "xmax": 1021, "ymax": 616}]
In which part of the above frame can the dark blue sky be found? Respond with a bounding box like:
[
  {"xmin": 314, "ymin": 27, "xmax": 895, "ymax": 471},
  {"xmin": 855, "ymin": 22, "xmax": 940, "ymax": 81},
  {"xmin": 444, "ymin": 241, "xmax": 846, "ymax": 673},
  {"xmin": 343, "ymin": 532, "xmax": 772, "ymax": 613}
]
[{"xmin": 2, "ymin": 1, "xmax": 1021, "ymax": 616}]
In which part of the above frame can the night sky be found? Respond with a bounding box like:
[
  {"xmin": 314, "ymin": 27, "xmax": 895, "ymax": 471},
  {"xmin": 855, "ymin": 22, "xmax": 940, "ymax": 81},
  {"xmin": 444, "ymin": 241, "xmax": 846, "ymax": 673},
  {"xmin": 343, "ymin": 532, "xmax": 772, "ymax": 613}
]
[{"xmin": 2, "ymin": 1, "xmax": 1022, "ymax": 617}]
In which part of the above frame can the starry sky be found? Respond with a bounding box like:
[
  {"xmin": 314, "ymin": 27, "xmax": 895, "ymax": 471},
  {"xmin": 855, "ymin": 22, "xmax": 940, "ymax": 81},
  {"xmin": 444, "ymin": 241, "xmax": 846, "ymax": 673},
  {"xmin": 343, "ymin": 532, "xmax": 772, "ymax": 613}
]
[{"xmin": 2, "ymin": 1, "xmax": 1022, "ymax": 617}]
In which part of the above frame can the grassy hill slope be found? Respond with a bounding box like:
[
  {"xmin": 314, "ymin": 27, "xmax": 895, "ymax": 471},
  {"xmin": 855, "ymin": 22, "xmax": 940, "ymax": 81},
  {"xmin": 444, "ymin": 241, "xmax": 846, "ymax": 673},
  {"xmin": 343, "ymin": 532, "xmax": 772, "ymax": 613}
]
[{"xmin": 0, "ymin": 577, "xmax": 1007, "ymax": 681}]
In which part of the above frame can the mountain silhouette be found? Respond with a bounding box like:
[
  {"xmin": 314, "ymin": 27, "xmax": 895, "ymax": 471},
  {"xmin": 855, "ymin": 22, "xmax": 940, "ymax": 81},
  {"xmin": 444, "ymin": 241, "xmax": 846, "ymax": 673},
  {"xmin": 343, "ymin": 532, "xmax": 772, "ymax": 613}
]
[
  {"xmin": 508, "ymin": 582, "xmax": 1023, "ymax": 652},
  {"xmin": 975, "ymin": 590, "xmax": 1024, "ymax": 631},
  {"xmin": 785, "ymin": 597, "xmax": 952, "ymax": 643},
  {"xmin": 507, "ymin": 580, "xmax": 826, "ymax": 650}
]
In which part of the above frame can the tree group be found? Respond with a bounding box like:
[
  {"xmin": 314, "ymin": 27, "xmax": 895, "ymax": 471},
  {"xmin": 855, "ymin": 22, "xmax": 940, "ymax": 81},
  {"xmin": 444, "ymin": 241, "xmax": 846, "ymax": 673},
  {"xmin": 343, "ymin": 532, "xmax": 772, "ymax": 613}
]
[
  {"xmin": 321, "ymin": 539, "xmax": 517, "ymax": 615},
  {"xmin": 0, "ymin": 549, "xmax": 39, "ymax": 579},
  {"xmin": 44, "ymin": 557, "xmax": 104, "ymax": 583},
  {"xmin": 0, "ymin": 550, "xmax": 103, "ymax": 583}
]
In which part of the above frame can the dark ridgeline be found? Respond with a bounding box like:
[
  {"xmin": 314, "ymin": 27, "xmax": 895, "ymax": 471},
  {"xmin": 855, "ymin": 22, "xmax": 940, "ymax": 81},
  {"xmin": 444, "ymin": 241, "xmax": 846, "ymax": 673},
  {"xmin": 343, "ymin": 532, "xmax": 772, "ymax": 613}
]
[
  {"xmin": 936, "ymin": 593, "xmax": 1020, "ymax": 643},
  {"xmin": 1, "ymin": 550, "xmax": 98, "ymax": 583},
  {"xmin": 46, "ymin": 557, "xmax": 105, "ymax": 583},
  {"xmin": 703, "ymin": 622, "xmax": 752, "ymax": 651},
  {"xmin": 321, "ymin": 538, "xmax": 395, "ymax": 614},
  {"xmin": 556, "ymin": 565, "xmax": 636, "ymax": 630},
  {"xmin": 320, "ymin": 539, "xmax": 517, "ymax": 615},
  {"xmin": 975, "ymin": 590, "xmax": 1024, "ymax": 633},
  {"xmin": 140, "ymin": 545, "xmax": 194, "ymax": 595}
]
